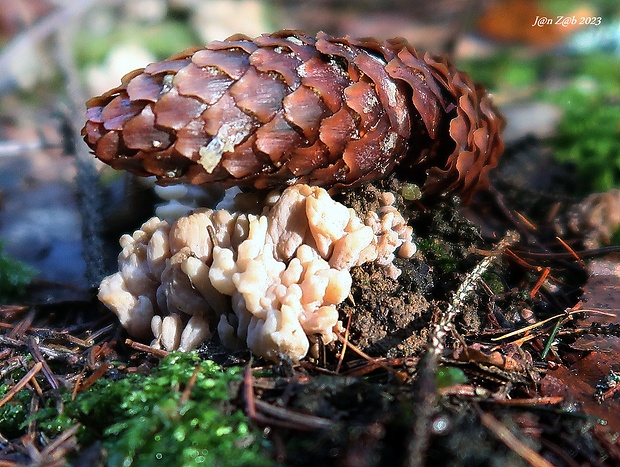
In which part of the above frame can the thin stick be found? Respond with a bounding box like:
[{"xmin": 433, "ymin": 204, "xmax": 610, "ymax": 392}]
[
  {"xmin": 180, "ymin": 366, "xmax": 201, "ymax": 404},
  {"xmin": 55, "ymin": 6, "xmax": 108, "ymax": 286},
  {"xmin": 555, "ymin": 236, "xmax": 586, "ymax": 268},
  {"xmin": 253, "ymin": 399, "xmax": 335, "ymax": 430},
  {"xmin": 488, "ymin": 185, "xmax": 545, "ymax": 250},
  {"xmin": 491, "ymin": 306, "xmax": 587, "ymax": 342},
  {"xmin": 407, "ymin": 231, "xmax": 519, "ymax": 467},
  {"xmin": 529, "ymin": 267, "xmax": 550, "ymax": 299},
  {"xmin": 125, "ymin": 339, "xmax": 169, "ymax": 358},
  {"xmin": 243, "ymin": 363, "xmax": 257, "ymax": 419},
  {"xmin": 39, "ymin": 424, "xmax": 80, "ymax": 460},
  {"xmin": 335, "ymin": 313, "xmax": 352, "ymax": 373},
  {"xmin": 336, "ymin": 332, "xmax": 399, "ymax": 375},
  {"xmin": 28, "ymin": 336, "xmax": 60, "ymax": 390},
  {"xmin": 0, "ymin": 362, "xmax": 43, "ymax": 408},
  {"xmin": 74, "ymin": 363, "xmax": 110, "ymax": 393},
  {"xmin": 429, "ymin": 231, "xmax": 520, "ymax": 358},
  {"xmin": 479, "ymin": 410, "xmax": 554, "ymax": 467}
]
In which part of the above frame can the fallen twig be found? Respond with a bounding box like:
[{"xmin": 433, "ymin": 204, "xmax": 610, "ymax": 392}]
[
  {"xmin": 125, "ymin": 339, "xmax": 169, "ymax": 358},
  {"xmin": 336, "ymin": 332, "xmax": 403, "ymax": 377},
  {"xmin": 27, "ymin": 336, "xmax": 60, "ymax": 390},
  {"xmin": 438, "ymin": 384, "xmax": 563, "ymax": 406},
  {"xmin": 488, "ymin": 185, "xmax": 546, "ymax": 250},
  {"xmin": 253, "ymin": 399, "xmax": 335, "ymax": 430},
  {"xmin": 432, "ymin": 231, "xmax": 520, "ymax": 358},
  {"xmin": 335, "ymin": 312, "xmax": 352, "ymax": 373},
  {"xmin": 478, "ymin": 409, "xmax": 554, "ymax": 467},
  {"xmin": 555, "ymin": 235, "xmax": 586, "ymax": 268},
  {"xmin": 511, "ymin": 244, "xmax": 620, "ymax": 261},
  {"xmin": 243, "ymin": 363, "xmax": 335, "ymax": 431},
  {"xmin": 8, "ymin": 309, "xmax": 36, "ymax": 339},
  {"xmin": 180, "ymin": 366, "xmax": 201, "ymax": 404},
  {"xmin": 38, "ymin": 424, "xmax": 80, "ymax": 465},
  {"xmin": 73, "ymin": 363, "xmax": 110, "ymax": 394},
  {"xmin": 491, "ymin": 304, "xmax": 589, "ymax": 343},
  {"xmin": 0, "ymin": 362, "xmax": 43, "ymax": 408},
  {"xmin": 407, "ymin": 231, "xmax": 519, "ymax": 467},
  {"xmin": 341, "ymin": 357, "xmax": 419, "ymax": 377},
  {"xmin": 55, "ymin": 14, "xmax": 108, "ymax": 287}
]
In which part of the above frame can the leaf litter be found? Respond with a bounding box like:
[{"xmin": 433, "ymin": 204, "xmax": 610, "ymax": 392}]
[{"xmin": 2, "ymin": 170, "xmax": 620, "ymax": 465}]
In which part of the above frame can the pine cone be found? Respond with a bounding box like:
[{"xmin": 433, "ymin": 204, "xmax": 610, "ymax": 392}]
[{"xmin": 82, "ymin": 30, "xmax": 504, "ymax": 201}]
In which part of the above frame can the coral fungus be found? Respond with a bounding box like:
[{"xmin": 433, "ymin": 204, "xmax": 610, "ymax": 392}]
[{"xmin": 99, "ymin": 184, "xmax": 415, "ymax": 361}]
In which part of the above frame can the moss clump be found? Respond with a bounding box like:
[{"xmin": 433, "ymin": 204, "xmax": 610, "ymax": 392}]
[
  {"xmin": 0, "ymin": 380, "xmax": 32, "ymax": 439},
  {"xmin": 416, "ymin": 237, "xmax": 460, "ymax": 273},
  {"xmin": 73, "ymin": 20, "xmax": 200, "ymax": 67},
  {"xmin": 435, "ymin": 366, "xmax": 468, "ymax": 389},
  {"xmin": 545, "ymin": 84, "xmax": 620, "ymax": 192},
  {"xmin": 2, "ymin": 353, "xmax": 271, "ymax": 466},
  {"xmin": 0, "ymin": 242, "xmax": 36, "ymax": 303}
]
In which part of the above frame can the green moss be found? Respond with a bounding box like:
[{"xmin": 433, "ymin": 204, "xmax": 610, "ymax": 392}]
[
  {"xmin": 459, "ymin": 52, "xmax": 542, "ymax": 91},
  {"xmin": 0, "ymin": 382, "xmax": 32, "ymax": 439},
  {"xmin": 482, "ymin": 271, "xmax": 507, "ymax": 295},
  {"xmin": 544, "ymin": 83, "xmax": 620, "ymax": 192},
  {"xmin": 0, "ymin": 241, "xmax": 37, "ymax": 303},
  {"xmin": 73, "ymin": 20, "xmax": 200, "ymax": 67},
  {"xmin": 2, "ymin": 353, "xmax": 271, "ymax": 466},
  {"xmin": 435, "ymin": 366, "xmax": 468, "ymax": 389},
  {"xmin": 417, "ymin": 238, "xmax": 459, "ymax": 273},
  {"xmin": 610, "ymin": 226, "xmax": 620, "ymax": 246}
]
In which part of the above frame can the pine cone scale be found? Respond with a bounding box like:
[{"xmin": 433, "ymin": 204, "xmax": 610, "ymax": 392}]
[
  {"xmin": 153, "ymin": 88, "xmax": 207, "ymax": 131},
  {"xmin": 100, "ymin": 96, "xmax": 141, "ymax": 131},
  {"xmin": 228, "ymin": 67, "xmax": 287, "ymax": 123},
  {"xmin": 143, "ymin": 58, "xmax": 191, "ymax": 76},
  {"xmin": 192, "ymin": 49, "xmax": 250, "ymax": 80},
  {"xmin": 343, "ymin": 81, "xmax": 382, "ymax": 134},
  {"xmin": 174, "ymin": 63, "xmax": 233, "ymax": 104},
  {"xmin": 123, "ymin": 106, "xmax": 172, "ymax": 151},
  {"xmin": 172, "ymin": 119, "xmax": 208, "ymax": 158},
  {"xmin": 297, "ymin": 56, "xmax": 351, "ymax": 113},
  {"xmin": 353, "ymin": 52, "xmax": 411, "ymax": 139},
  {"xmin": 318, "ymin": 108, "xmax": 357, "ymax": 159},
  {"xmin": 342, "ymin": 114, "xmax": 400, "ymax": 180},
  {"xmin": 282, "ymin": 85, "xmax": 328, "ymax": 142},
  {"xmin": 249, "ymin": 47, "xmax": 302, "ymax": 88},
  {"xmin": 126, "ymin": 73, "xmax": 165, "ymax": 102},
  {"xmin": 201, "ymin": 93, "xmax": 254, "ymax": 141},
  {"xmin": 384, "ymin": 57, "xmax": 442, "ymax": 138},
  {"xmin": 255, "ymin": 112, "xmax": 304, "ymax": 165}
]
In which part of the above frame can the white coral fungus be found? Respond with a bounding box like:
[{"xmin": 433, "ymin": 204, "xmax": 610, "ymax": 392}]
[{"xmin": 99, "ymin": 184, "xmax": 415, "ymax": 362}]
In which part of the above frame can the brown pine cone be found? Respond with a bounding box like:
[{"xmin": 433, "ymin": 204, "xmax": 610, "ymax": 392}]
[{"xmin": 82, "ymin": 30, "xmax": 504, "ymax": 201}]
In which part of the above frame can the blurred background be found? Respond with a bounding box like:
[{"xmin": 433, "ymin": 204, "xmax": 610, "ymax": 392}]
[{"xmin": 0, "ymin": 0, "xmax": 618, "ymax": 301}]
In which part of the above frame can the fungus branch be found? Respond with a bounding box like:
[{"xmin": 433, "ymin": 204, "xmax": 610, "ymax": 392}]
[{"xmin": 100, "ymin": 184, "xmax": 415, "ymax": 362}]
